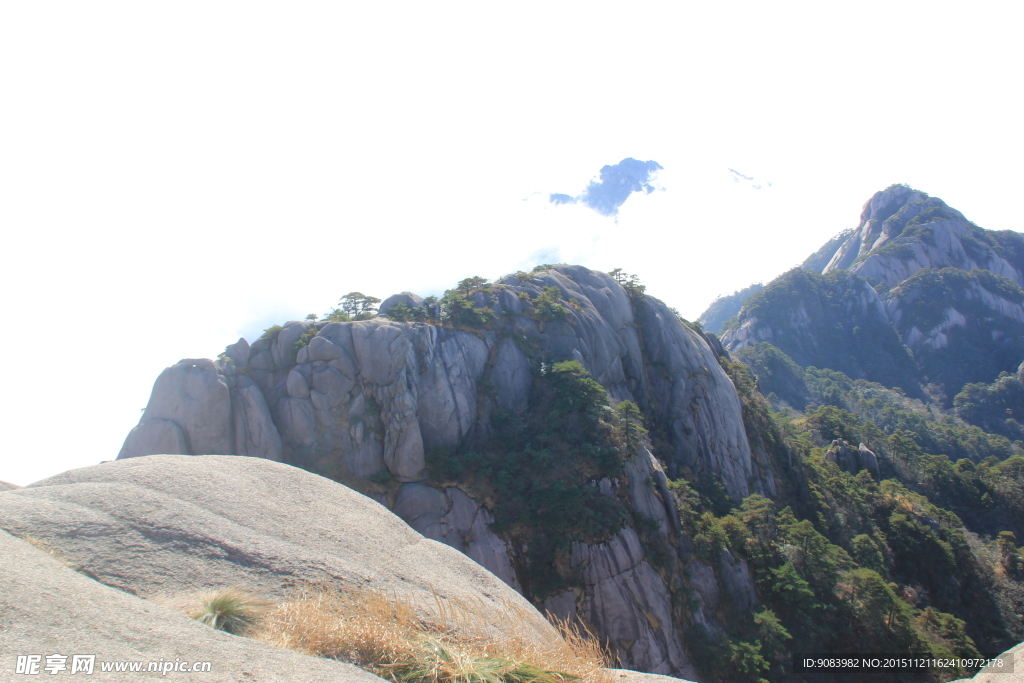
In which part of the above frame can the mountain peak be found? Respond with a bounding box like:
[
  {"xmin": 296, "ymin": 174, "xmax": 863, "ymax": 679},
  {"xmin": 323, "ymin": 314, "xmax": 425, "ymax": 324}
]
[{"xmin": 858, "ymin": 183, "xmax": 930, "ymax": 226}]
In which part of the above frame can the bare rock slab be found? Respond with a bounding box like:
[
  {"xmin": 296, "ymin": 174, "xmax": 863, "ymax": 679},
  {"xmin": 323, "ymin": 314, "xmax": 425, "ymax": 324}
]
[
  {"xmin": 0, "ymin": 530, "xmax": 386, "ymax": 682},
  {"xmin": 0, "ymin": 455, "xmax": 555, "ymax": 645}
]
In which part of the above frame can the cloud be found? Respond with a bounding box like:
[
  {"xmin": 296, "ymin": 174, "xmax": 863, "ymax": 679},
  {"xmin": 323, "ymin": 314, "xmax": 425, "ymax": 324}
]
[
  {"xmin": 549, "ymin": 158, "xmax": 663, "ymax": 216},
  {"xmin": 729, "ymin": 168, "xmax": 773, "ymax": 190},
  {"xmin": 527, "ymin": 246, "xmax": 563, "ymax": 266}
]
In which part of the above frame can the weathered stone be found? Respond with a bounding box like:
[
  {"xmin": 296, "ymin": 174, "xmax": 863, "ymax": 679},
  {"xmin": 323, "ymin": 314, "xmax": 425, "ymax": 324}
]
[
  {"xmin": 230, "ymin": 376, "xmax": 283, "ymax": 461},
  {"xmin": 441, "ymin": 488, "xmax": 521, "ymax": 591},
  {"xmin": 542, "ymin": 589, "xmax": 578, "ymax": 622},
  {"xmin": 311, "ymin": 366, "xmax": 355, "ymax": 405},
  {"xmin": 489, "ymin": 337, "xmax": 532, "ymax": 414},
  {"xmin": 352, "ymin": 322, "xmax": 409, "ymax": 385},
  {"xmin": 392, "ymin": 484, "xmax": 521, "ymax": 592},
  {"xmin": 379, "ymin": 292, "xmax": 424, "ymax": 317},
  {"xmin": 307, "ymin": 335, "xmax": 346, "ymax": 362},
  {"xmin": 688, "ymin": 561, "xmax": 720, "ymax": 612},
  {"xmin": 278, "ymin": 397, "xmax": 315, "ymax": 448},
  {"xmin": 719, "ymin": 548, "xmax": 757, "ymax": 612},
  {"xmin": 858, "ymin": 443, "xmax": 879, "ymax": 473},
  {"xmin": 625, "ymin": 449, "xmax": 671, "ymax": 535},
  {"xmin": 224, "ymin": 337, "xmax": 250, "ymax": 365},
  {"xmin": 119, "ymin": 418, "xmax": 190, "ymax": 458},
  {"xmin": 572, "ymin": 528, "xmax": 698, "ymax": 679},
  {"xmin": 415, "ymin": 328, "xmax": 489, "ymax": 449},
  {"xmin": 286, "ymin": 369, "xmax": 310, "ymax": 399},
  {"xmin": 272, "ymin": 322, "xmax": 312, "ymax": 369},
  {"xmin": 393, "ymin": 482, "xmax": 447, "ymax": 534},
  {"xmin": 119, "ymin": 359, "xmax": 233, "ymax": 458}
]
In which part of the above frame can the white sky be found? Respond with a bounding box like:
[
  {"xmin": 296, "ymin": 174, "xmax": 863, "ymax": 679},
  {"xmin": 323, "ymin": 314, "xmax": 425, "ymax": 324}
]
[{"xmin": 2, "ymin": 2, "xmax": 1022, "ymax": 485}]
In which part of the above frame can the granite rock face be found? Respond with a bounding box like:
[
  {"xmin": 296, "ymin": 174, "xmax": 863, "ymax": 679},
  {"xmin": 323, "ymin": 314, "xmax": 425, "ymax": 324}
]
[
  {"xmin": 118, "ymin": 265, "xmax": 761, "ymax": 678},
  {"xmin": 122, "ymin": 266, "xmax": 754, "ymax": 498},
  {"xmin": 819, "ymin": 184, "xmax": 930, "ymax": 274},
  {"xmin": 818, "ymin": 186, "xmax": 1024, "ymax": 289},
  {"xmin": 119, "ymin": 358, "xmax": 282, "ymax": 462},
  {"xmin": 571, "ymin": 528, "xmax": 694, "ymax": 678}
]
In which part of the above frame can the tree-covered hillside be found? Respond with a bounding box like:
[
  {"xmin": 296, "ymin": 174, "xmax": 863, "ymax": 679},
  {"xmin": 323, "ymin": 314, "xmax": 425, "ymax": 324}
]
[
  {"xmin": 721, "ymin": 269, "xmax": 921, "ymax": 396},
  {"xmin": 698, "ymin": 283, "xmax": 764, "ymax": 335}
]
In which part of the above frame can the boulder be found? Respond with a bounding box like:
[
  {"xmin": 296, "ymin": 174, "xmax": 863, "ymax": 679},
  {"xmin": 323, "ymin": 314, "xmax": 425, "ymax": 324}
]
[
  {"xmin": 0, "ymin": 455, "xmax": 555, "ymax": 645},
  {"xmin": 857, "ymin": 443, "xmax": 879, "ymax": 473},
  {"xmin": 229, "ymin": 376, "xmax": 283, "ymax": 461},
  {"xmin": 379, "ymin": 292, "xmax": 424, "ymax": 317},
  {"xmin": 118, "ymin": 359, "xmax": 233, "ymax": 458},
  {"xmin": 119, "ymin": 418, "xmax": 190, "ymax": 458},
  {"xmin": 224, "ymin": 337, "xmax": 250, "ymax": 366},
  {"xmin": 0, "ymin": 529, "xmax": 387, "ymax": 683}
]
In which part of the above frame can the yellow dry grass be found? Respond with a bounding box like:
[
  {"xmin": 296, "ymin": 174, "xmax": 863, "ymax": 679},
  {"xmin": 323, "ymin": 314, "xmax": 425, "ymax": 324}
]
[{"xmin": 245, "ymin": 585, "xmax": 614, "ymax": 683}]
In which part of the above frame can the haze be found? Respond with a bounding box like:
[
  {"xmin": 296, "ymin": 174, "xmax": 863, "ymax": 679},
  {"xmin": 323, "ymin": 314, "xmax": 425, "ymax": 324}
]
[{"xmin": 1, "ymin": 2, "xmax": 1021, "ymax": 485}]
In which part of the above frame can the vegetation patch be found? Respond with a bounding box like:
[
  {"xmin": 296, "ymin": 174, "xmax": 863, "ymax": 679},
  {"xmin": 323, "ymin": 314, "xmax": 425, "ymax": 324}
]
[
  {"xmin": 737, "ymin": 268, "xmax": 921, "ymax": 396},
  {"xmin": 189, "ymin": 588, "xmax": 270, "ymax": 635},
  {"xmin": 429, "ymin": 361, "xmax": 643, "ymax": 598},
  {"xmin": 221, "ymin": 586, "xmax": 612, "ymax": 683},
  {"xmin": 891, "ymin": 267, "xmax": 1024, "ymax": 332}
]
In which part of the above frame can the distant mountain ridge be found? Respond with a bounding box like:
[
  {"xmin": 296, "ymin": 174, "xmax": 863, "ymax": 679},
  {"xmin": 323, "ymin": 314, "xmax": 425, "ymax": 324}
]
[
  {"xmin": 719, "ymin": 185, "xmax": 1024, "ymax": 404},
  {"xmin": 697, "ymin": 283, "xmax": 764, "ymax": 335}
]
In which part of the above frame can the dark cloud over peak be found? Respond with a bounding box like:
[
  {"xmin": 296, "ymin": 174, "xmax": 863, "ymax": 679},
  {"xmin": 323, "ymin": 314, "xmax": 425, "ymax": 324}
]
[{"xmin": 549, "ymin": 158, "xmax": 663, "ymax": 216}]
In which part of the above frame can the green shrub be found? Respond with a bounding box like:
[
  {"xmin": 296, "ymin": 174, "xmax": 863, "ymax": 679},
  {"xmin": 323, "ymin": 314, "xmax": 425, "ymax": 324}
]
[
  {"xmin": 261, "ymin": 325, "xmax": 284, "ymax": 340},
  {"xmin": 292, "ymin": 326, "xmax": 319, "ymax": 361},
  {"xmin": 441, "ymin": 291, "xmax": 494, "ymax": 328},
  {"xmin": 534, "ymin": 287, "xmax": 569, "ymax": 321},
  {"xmin": 388, "ymin": 302, "xmax": 416, "ymax": 322},
  {"xmin": 382, "ymin": 639, "xmax": 577, "ymax": 683}
]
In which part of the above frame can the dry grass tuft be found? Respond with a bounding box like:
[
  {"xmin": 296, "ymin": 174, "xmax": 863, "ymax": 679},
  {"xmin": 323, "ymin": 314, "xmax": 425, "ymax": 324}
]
[
  {"xmin": 189, "ymin": 587, "xmax": 270, "ymax": 635},
  {"xmin": 250, "ymin": 586, "xmax": 613, "ymax": 683}
]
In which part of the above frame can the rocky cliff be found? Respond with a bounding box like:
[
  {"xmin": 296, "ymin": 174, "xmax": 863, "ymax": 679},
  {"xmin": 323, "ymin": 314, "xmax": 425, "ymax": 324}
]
[
  {"xmin": 820, "ymin": 185, "xmax": 1024, "ymax": 288},
  {"xmin": 119, "ymin": 265, "xmax": 769, "ymax": 679},
  {"xmin": 720, "ymin": 186, "xmax": 1024, "ymax": 402}
]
